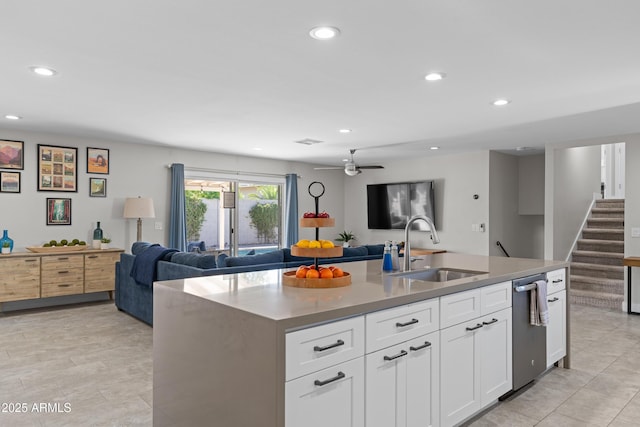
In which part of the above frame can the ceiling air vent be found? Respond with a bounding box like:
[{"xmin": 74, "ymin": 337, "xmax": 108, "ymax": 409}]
[{"xmin": 294, "ymin": 138, "xmax": 323, "ymax": 146}]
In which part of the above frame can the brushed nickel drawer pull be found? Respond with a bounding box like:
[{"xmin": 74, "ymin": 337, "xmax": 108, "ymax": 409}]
[
  {"xmin": 314, "ymin": 339, "xmax": 344, "ymax": 352},
  {"xmin": 314, "ymin": 371, "xmax": 345, "ymax": 387}
]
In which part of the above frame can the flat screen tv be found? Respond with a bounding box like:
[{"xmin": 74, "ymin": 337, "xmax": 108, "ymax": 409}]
[{"xmin": 367, "ymin": 181, "xmax": 436, "ymax": 230}]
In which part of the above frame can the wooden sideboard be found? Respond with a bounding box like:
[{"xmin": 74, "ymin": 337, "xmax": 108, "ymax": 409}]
[{"xmin": 0, "ymin": 248, "xmax": 123, "ymax": 308}]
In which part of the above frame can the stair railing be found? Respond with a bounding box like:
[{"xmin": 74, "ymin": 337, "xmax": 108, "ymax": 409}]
[
  {"xmin": 565, "ymin": 196, "xmax": 598, "ymax": 262},
  {"xmin": 496, "ymin": 241, "xmax": 510, "ymax": 257}
]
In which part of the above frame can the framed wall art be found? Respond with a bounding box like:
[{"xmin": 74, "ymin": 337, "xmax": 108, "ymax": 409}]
[
  {"xmin": 46, "ymin": 198, "xmax": 72, "ymax": 225},
  {"xmin": 0, "ymin": 171, "xmax": 21, "ymax": 193},
  {"xmin": 89, "ymin": 177, "xmax": 107, "ymax": 197},
  {"xmin": 0, "ymin": 139, "xmax": 24, "ymax": 170},
  {"xmin": 38, "ymin": 144, "xmax": 77, "ymax": 192},
  {"xmin": 87, "ymin": 147, "xmax": 109, "ymax": 174}
]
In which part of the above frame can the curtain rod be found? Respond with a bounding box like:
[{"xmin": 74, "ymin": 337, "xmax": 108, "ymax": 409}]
[{"xmin": 166, "ymin": 164, "xmax": 301, "ymax": 179}]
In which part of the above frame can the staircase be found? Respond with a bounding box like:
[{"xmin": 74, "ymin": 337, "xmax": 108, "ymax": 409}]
[{"xmin": 570, "ymin": 199, "xmax": 625, "ymax": 310}]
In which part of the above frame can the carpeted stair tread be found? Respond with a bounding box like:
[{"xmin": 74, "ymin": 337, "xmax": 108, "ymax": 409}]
[
  {"xmin": 570, "ymin": 262, "xmax": 624, "ymax": 279},
  {"xmin": 571, "ymin": 250, "xmax": 623, "ymax": 259},
  {"xmin": 576, "ymin": 239, "xmax": 624, "ymax": 253},
  {"xmin": 570, "ymin": 275, "xmax": 624, "ymax": 294},
  {"xmin": 591, "ymin": 207, "xmax": 624, "ymax": 218},
  {"xmin": 586, "ymin": 218, "xmax": 624, "ymax": 229},
  {"xmin": 582, "ymin": 228, "xmax": 624, "ymax": 241}
]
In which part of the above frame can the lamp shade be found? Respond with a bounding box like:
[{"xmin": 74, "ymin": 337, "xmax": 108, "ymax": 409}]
[{"xmin": 123, "ymin": 197, "xmax": 155, "ymax": 219}]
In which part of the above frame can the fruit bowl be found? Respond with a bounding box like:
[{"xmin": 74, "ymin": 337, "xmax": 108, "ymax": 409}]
[
  {"xmin": 291, "ymin": 245, "xmax": 343, "ymax": 258},
  {"xmin": 282, "ymin": 271, "xmax": 351, "ymax": 288}
]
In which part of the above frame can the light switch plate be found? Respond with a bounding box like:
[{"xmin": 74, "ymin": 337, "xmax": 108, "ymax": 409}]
[
  {"xmin": 632, "ymin": 228, "xmax": 640, "ymax": 238},
  {"xmin": 155, "ymin": 222, "xmax": 163, "ymax": 230}
]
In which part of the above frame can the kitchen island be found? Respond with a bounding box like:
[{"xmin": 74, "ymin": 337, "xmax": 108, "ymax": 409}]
[{"xmin": 153, "ymin": 253, "xmax": 569, "ymax": 427}]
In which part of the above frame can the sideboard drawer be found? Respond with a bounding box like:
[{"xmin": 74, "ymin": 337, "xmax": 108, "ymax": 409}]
[
  {"xmin": 286, "ymin": 316, "xmax": 364, "ymax": 381},
  {"xmin": 365, "ymin": 298, "xmax": 439, "ymax": 353},
  {"xmin": 41, "ymin": 279, "xmax": 84, "ymax": 297},
  {"xmin": 42, "ymin": 254, "xmax": 84, "ymax": 270}
]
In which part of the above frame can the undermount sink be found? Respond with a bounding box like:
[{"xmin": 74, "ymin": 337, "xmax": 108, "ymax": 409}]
[{"xmin": 392, "ymin": 267, "xmax": 487, "ymax": 282}]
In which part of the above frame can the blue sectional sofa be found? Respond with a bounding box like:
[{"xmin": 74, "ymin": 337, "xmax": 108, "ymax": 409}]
[{"xmin": 115, "ymin": 242, "xmax": 386, "ymax": 325}]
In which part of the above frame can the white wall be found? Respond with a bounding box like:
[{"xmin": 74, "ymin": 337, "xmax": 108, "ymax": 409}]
[
  {"xmin": 0, "ymin": 128, "xmax": 346, "ymax": 253},
  {"xmin": 341, "ymin": 150, "xmax": 491, "ymax": 255},
  {"xmin": 546, "ymin": 145, "xmax": 601, "ymax": 261}
]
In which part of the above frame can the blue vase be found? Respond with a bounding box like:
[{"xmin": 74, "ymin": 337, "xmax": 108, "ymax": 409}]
[{"xmin": 0, "ymin": 230, "xmax": 14, "ymax": 253}]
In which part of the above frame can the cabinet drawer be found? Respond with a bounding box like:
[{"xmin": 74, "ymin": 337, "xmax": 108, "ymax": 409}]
[
  {"xmin": 365, "ymin": 298, "xmax": 439, "ymax": 353},
  {"xmin": 42, "ymin": 255, "xmax": 84, "ymax": 270},
  {"xmin": 41, "ymin": 279, "xmax": 83, "ymax": 297},
  {"xmin": 481, "ymin": 281, "xmax": 512, "ymax": 315},
  {"xmin": 85, "ymin": 252, "xmax": 120, "ymax": 268},
  {"xmin": 547, "ymin": 268, "xmax": 566, "ymax": 294},
  {"xmin": 286, "ymin": 316, "xmax": 364, "ymax": 381},
  {"xmin": 440, "ymin": 288, "xmax": 481, "ymax": 329}
]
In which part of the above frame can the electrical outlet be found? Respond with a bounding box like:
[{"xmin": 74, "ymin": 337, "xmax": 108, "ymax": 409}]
[
  {"xmin": 155, "ymin": 222, "xmax": 163, "ymax": 230},
  {"xmin": 632, "ymin": 228, "xmax": 640, "ymax": 238}
]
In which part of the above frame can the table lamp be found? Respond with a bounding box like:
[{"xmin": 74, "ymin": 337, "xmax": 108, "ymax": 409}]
[{"xmin": 123, "ymin": 196, "xmax": 155, "ymax": 241}]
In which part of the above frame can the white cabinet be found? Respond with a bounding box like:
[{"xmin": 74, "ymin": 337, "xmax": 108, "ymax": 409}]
[
  {"xmin": 365, "ymin": 298, "xmax": 440, "ymax": 427},
  {"xmin": 286, "ymin": 316, "xmax": 365, "ymax": 427},
  {"xmin": 365, "ymin": 331, "xmax": 440, "ymax": 427},
  {"xmin": 546, "ymin": 268, "xmax": 567, "ymax": 368},
  {"xmin": 440, "ymin": 283, "xmax": 512, "ymax": 427},
  {"xmin": 285, "ymin": 357, "xmax": 365, "ymax": 427}
]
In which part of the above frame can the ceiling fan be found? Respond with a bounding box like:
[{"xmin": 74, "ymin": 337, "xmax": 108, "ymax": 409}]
[{"xmin": 314, "ymin": 149, "xmax": 384, "ymax": 176}]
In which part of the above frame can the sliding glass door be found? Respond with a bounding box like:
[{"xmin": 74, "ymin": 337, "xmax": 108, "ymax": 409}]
[{"xmin": 184, "ymin": 175, "xmax": 283, "ymax": 256}]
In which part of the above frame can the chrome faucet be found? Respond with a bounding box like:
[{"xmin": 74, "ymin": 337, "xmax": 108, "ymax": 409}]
[{"xmin": 403, "ymin": 215, "xmax": 440, "ymax": 271}]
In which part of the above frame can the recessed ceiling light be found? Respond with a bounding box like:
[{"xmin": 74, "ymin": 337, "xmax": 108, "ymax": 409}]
[
  {"xmin": 424, "ymin": 72, "xmax": 445, "ymax": 81},
  {"xmin": 30, "ymin": 66, "xmax": 58, "ymax": 77},
  {"xmin": 493, "ymin": 99, "xmax": 510, "ymax": 106},
  {"xmin": 253, "ymin": 147, "xmax": 263, "ymax": 151},
  {"xmin": 309, "ymin": 26, "xmax": 340, "ymax": 40},
  {"xmin": 430, "ymin": 146, "xmax": 440, "ymax": 150},
  {"xmin": 339, "ymin": 129, "xmax": 352, "ymax": 134},
  {"xmin": 5, "ymin": 115, "xmax": 22, "ymax": 120}
]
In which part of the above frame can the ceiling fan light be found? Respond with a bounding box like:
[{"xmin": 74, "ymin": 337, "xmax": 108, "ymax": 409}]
[{"xmin": 345, "ymin": 163, "xmax": 359, "ymax": 176}]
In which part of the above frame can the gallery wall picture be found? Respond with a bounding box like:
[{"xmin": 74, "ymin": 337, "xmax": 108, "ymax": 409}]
[
  {"xmin": 89, "ymin": 177, "xmax": 107, "ymax": 197},
  {"xmin": 38, "ymin": 144, "xmax": 78, "ymax": 192},
  {"xmin": 0, "ymin": 171, "xmax": 21, "ymax": 193},
  {"xmin": 46, "ymin": 198, "xmax": 72, "ymax": 225},
  {"xmin": 0, "ymin": 139, "xmax": 24, "ymax": 170},
  {"xmin": 87, "ymin": 147, "xmax": 109, "ymax": 174}
]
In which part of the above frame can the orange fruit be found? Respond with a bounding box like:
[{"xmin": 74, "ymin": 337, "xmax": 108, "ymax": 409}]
[
  {"xmin": 320, "ymin": 268, "xmax": 334, "ymax": 279},
  {"xmin": 306, "ymin": 269, "xmax": 320, "ymax": 279},
  {"xmin": 296, "ymin": 266, "xmax": 309, "ymax": 278},
  {"xmin": 332, "ymin": 267, "xmax": 344, "ymax": 277}
]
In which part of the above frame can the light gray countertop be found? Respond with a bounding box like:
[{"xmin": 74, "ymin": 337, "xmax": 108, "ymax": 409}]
[{"xmin": 155, "ymin": 253, "xmax": 568, "ymax": 331}]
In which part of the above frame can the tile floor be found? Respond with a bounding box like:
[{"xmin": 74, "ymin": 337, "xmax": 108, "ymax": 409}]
[{"xmin": 1, "ymin": 301, "xmax": 640, "ymax": 426}]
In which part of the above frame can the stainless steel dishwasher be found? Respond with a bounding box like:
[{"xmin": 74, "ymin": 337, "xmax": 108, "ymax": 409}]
[{"xmin": 511, "ymin": 273, "xmax": 547, "ymax": 392}]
